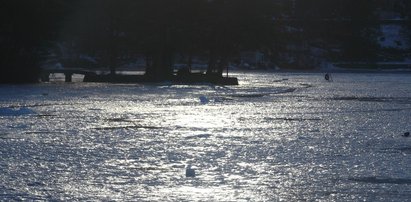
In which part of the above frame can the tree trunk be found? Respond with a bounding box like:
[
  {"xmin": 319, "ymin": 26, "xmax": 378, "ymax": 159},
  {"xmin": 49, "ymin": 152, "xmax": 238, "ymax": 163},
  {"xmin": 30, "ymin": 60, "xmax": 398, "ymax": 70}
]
[
  {"xmin": 187, "ymin": 51, "xmax": 193, "ymax": 72},
  {"xmin": 206, "ymin": 49, "xmax": 217, "ymax": 75}
]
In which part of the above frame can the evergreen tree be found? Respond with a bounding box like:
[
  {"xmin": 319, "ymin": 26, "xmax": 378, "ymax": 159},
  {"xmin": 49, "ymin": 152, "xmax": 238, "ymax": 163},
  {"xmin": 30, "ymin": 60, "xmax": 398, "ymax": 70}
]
[
  {"xmin": 279, "ymin": 0, "xmax": 380, "ymax": 64},
  {"xmin": 203, "ymin": 0, "xmax": 276, "ymax": 74},
  {"xmin": 337, "ymin": 0, "xmax": 379, "ymax": 62},
  {"xmin": 0, "ymin": 0, "xmax": 70, "ymax": 83}
]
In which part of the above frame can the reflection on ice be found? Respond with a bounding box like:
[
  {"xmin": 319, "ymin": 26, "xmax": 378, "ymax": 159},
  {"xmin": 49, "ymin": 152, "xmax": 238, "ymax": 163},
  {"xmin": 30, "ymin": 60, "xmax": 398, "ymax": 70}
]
[{"xmin": 0, "ymin": 73, "xmax": 410, "ymax": 201}]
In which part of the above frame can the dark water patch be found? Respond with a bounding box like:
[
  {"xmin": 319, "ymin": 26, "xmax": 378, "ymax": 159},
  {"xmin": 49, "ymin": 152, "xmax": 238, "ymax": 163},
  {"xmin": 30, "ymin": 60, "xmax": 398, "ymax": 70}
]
[
  {"xmin": 299, "ymin": 83, "xmax": 314, "ymax": 88},
  {"xmin": 380, "ymin": 146, "xmax": 411, "ymax": 154},
  {"xmin": 216, "ymin": 135, "xmax": 244, "ymax": 140},
  {"xmin": 0, "ymin": 133, "xmax": 26, "ymax": 140},
  {"xmin": 265, "ymin": 117, "xmax": 322, "ymax": 122},
  {"xmin": 5, "ymin": 102, "xmax": 83, "ymax": 109},
  {"xmin": 379, "ymin": 108, "xmax": 410, "ymax": 112},
  {"xmin": 349, "ymin": 108, "xmax": 411, "ymax": 113},
  {"xmin": 27, "ymin": 181, "xmax": 46, "ymax": 187},
  {"xmin": 230, "ymin": 93, "xmax": 269, "ymax": 98},
  {"xmin": 272, "ymin": 78, "xmax": 289, "ymax": 82},
  {"xmin": 331, "ymin": 96, "xmax": 411, "ymax": 104},
  {"xmin": 25, "ymin": 131, "xmax": 65, "ymax": 135},
  {"xmin": 214, "ymin": 96, "xmax": 235, "ymax": 102},
  {"xmin": 105, "ymin": 118, "xmax": 135, "ymax": 123},
  {"xmin": 0, "ymin": 133, "xmax": 9, "ymax": 139},
  {"xmin": 348, "ymin": 108, "xmax": 411, "ymax": 113},
  {"xmin": 399, "ymin": 147, "xmax": 411, "ymax": 154},
  {"xmin": 0, "ymin": 191, "xmax": 41, "ymax": 201},
  {"xmin": 333, "ymin": 96, "xmax": 387, "ymax": 102},
  {"xmin": 0, "ymin": 107, "xmax": 36, "ymax": 116},
  {"xmin": 132, "ymin": 166, "xmax": 170, "ymax": 172},
  {"xmin": 229, "ymin": 88, "xmax": 297, "ymax": 98},
  {"xmin": 275, "ymin": 88, "xmax": 297, "ymax": 94},
  {"xmin": 37, "ymin": 114, "xmax": 57, "ymax": 118},
  {"xmin": 184, "ymin": 134, "xmax": 212, "ymax": 139},
  {"xmin": 93, "ymin": 125, "xmax": 160, "ymax": 130},
  {"xmin": 349, "ymin": 177, "xmax": 411, "ymax": 185},
  {"xmin": 290, "ymin": 107, "xmax": 411, "ymax": 115},
  {"xmin": 88, "ymin": 108, "xmax": 102, "ymax": 111}
]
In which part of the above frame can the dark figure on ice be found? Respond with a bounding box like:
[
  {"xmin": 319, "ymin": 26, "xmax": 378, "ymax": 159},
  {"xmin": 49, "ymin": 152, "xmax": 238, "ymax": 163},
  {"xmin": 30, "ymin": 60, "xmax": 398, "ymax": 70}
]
[
  {"xmin": 325, "ymin": 73, "xmax": 332, "ymax": 82},
  {"xmin": 185, "ymin": 165, "xmax": 196, "ymax": 177},
  {"xmin": 403, "ymin": 132, "xmax": 410, "ymax": 137}
]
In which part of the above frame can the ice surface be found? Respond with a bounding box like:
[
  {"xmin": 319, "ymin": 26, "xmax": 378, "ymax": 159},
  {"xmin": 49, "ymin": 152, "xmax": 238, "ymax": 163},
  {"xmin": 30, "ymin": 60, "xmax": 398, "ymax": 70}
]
[
  {"xmin": 0, "ymin": 72, "xmax": 410, "ymax": 201},
  {"xmin": 0, "ymin": 107, "xmax": 36, "ymax": 116}
]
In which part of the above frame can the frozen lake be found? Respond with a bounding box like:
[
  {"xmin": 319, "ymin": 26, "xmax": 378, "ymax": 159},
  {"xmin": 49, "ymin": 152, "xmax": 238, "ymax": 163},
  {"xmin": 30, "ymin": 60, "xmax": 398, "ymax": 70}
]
[{"xmin": 1, "ymin": 72, "xmax": 411, "ymax": 201}]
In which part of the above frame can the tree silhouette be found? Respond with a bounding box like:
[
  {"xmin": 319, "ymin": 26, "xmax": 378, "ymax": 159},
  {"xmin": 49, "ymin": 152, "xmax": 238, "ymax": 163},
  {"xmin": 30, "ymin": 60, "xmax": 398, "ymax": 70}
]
[
  {"xmin": 0, "ymin": 0, "xmax": 71, "ymax": 83},
  {"xmin": 1, "ymin": 0, "xmax": 408, "ymax": 83}
]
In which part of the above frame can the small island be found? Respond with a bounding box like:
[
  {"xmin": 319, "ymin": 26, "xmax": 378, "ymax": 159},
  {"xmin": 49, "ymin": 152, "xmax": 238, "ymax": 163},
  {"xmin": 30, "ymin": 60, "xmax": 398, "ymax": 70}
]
[{"xmin": 83, "ymin": 71, "xmax": 238, "ymax": 85}]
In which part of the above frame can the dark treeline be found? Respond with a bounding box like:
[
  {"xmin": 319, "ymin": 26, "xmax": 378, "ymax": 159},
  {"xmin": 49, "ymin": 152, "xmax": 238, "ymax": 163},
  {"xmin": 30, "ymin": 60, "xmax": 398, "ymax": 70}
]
[
  {"xmin": 0, "ymin": 0, "xmax": 69, "ymax": 83},
  {"xmin": 273, "ymin": 0, "xmax": 411, "ymax": 68},
  {"xmin": 60, "ymin": 0, "xmax": 276, "ymax": 80},
  {"xmin": 1, "ymin": 0, "xmax": 410, "ymax": 83}
]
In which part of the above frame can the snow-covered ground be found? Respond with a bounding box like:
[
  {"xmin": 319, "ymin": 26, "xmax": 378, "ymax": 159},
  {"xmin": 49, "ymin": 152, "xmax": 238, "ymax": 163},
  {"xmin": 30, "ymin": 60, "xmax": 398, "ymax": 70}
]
[{"xmin": 1, "ymin": 72, "xmax": 411, "ymax": 201}]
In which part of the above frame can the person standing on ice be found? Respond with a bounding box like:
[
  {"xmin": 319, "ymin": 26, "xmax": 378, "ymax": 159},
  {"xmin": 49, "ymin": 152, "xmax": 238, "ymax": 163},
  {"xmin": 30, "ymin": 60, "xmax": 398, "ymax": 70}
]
[{"xmin": 325, "ymin": 73, "xmax": 332, "ymax": 81}]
